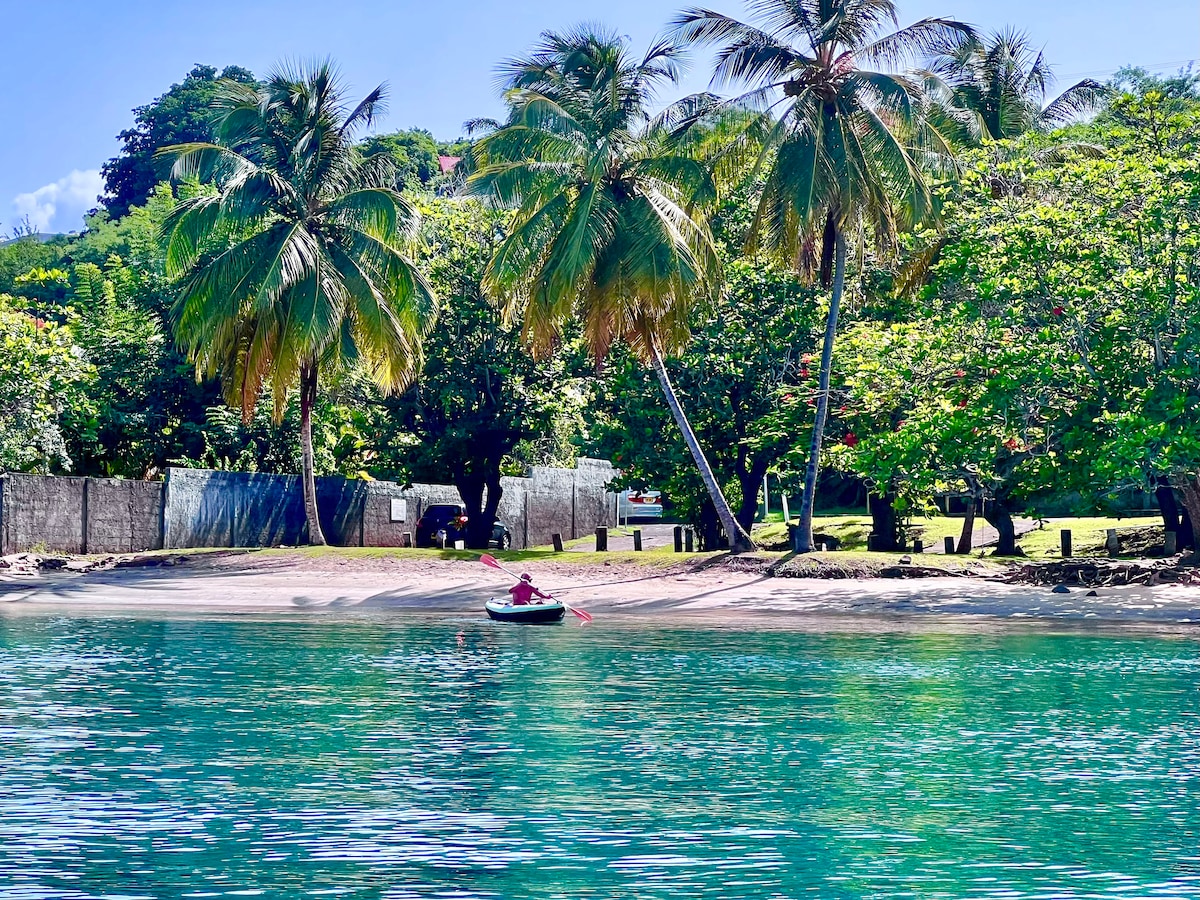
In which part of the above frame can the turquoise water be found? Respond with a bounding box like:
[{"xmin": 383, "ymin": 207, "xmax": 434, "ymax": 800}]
[{"xmin": 2, "ymin": 616, "xmax": 1200, "ymax": 899}]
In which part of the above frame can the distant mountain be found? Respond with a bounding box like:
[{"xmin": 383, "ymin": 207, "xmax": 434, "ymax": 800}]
[{"xmin": 0, "ymin": 233, "xmax": 66, "ymax": 247}]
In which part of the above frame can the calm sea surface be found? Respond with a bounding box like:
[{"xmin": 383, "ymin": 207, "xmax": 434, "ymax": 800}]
[{"xmin": 2, "ymin": 614, "xmax": 1199, "ymax": 899}]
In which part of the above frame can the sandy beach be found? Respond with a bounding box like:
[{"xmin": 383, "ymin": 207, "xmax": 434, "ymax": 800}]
[{"xmin": 2, "ymin": 550, "xmax": 1200, "ymax": 631}]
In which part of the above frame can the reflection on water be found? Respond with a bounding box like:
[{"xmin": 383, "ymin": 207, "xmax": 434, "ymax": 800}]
[{"xmin": 1, "ymin": 616, "xmax": 1199, "ymax": 898}]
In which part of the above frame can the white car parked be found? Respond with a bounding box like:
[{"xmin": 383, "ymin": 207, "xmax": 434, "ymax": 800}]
[{"xmin": 618, "ymin": 490, "xmax": 664, "ymax": 521}]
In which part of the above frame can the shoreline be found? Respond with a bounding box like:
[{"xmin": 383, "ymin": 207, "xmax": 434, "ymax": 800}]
[{"xmin": 3, "ymin": 549, "xmax": 1200, "ymax": 633}]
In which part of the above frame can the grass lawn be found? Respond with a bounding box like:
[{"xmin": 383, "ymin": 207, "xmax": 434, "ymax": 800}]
[
  {"xmin": 753, "ymin": 512, "xmax": 1164, "ymax": 558},
  {"xmin": 753, "ymin": 514, "xmax": 963, "ymax": 550},
  {"xmin": 1017, "ymin": 516, "xmax": 1161, "ymax": 556}
]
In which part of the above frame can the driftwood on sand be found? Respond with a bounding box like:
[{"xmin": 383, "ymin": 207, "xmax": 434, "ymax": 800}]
[{"xmin": 1003, "ymin": 556, "xmax": 1200, "ymax": 587}]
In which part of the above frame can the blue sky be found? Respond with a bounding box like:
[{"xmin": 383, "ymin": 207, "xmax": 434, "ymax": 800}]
[{"xmin": 1, "ymin": 0, "xmax": 1195, "ymax": 234}]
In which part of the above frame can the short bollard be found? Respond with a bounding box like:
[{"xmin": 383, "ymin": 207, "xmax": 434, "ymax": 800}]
[
  {"xmin": 401, "ymin": 532, "xmax": 412, "ymax": 548},
  {"xmin": 552, "ymin": 533, "xmax": 564, "ymax": 553},
  {"xmin": 673, "ymin": 526, "xmax": 684, "ymax": 553},
  {"xmin": 913, "ymin": 539, "xmax": 924, "ymax": 554},
  {"xmin": 1106, "ymin": 528, "xmax": 1119, "ymax": 556},
  {"xmin": 944, "ymin": 536, "xmax": 955, "ymax": 554},
  {"xmin": 1061, "ymin": 529, "xmax": 1073, "ymax": 558},
  {"xmin": 596, "ymin": 527, "xmax": 608, "ymax": 552},
  {"xmin": 633, "ymin": 529, "xmax": 643, "ymax": 552},
  {"xmin": 684, "ymin": 528, "xmax": 695, "ymax": 553},
  {"xmin": 1165, "ymin": 530, "xmax": 1179, "ymax": 555}
]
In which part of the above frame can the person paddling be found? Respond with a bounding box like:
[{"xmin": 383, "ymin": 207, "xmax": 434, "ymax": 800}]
[{"xmin": 509, "ymin": 573, "xmax": 550, "ymax": 606}]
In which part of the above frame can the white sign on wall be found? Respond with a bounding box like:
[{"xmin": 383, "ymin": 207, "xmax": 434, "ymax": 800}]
[{"xmin": 390, "ymin": 498, "xmax": 408, "ymax": 523}]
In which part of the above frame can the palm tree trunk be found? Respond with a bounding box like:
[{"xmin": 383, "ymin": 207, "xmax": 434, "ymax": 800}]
[
  {"xmin": 299, "ymin": 362, "xmax": 327, "ymax": 546},
  {"xmin": 650, "ymin": 346, "xmax": 755, "ymax": 554},
  {"xmin": 796, "ymin": 230, "xmax": 847, "ymax": 553}
]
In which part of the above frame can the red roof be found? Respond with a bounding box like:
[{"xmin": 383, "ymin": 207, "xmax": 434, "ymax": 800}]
[{"xmin": 438, "ymin": 155, "xmax": 462, "ymax": 174}]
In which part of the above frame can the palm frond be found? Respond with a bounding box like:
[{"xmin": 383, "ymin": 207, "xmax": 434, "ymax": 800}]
[
  {"xmin": 858, "ymin": 18, "xmax": 976, "ymax": 68},
  {"xmin": 1038, "ymin": 79, "xmax": 1111, "ymax": 128}
]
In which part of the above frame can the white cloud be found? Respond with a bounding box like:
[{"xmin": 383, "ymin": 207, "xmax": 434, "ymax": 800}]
[{"xmin": 12, "ymin": 169, "xmax": 104, "ymax": 233}]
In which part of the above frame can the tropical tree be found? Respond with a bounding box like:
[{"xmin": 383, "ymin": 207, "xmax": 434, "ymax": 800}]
[
  {"xmin": 924, "ymin": 28, "xmax": 1109, "ymax": 143},
  {"xmin": 673, "ymin": 0, "xmax": 970, "ymax": 551},
  {"xmin": 161, "ymin": 62, "xmax": 436, "ymax": 545},
  {"xmin": 0, "ymin": 294, "xmax": 94, "ymax": 474},
  {"xmin": 103, "ymin": 64, "xmax": 258, "ymax": 218},
  {"xmin": 467, "ymin": 25, "xmax": 756, "ymax": 552}
]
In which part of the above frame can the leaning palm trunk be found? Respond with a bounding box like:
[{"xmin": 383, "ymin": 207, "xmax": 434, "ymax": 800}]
[
  {"xmin": 651, "ymin": 346, "xmax": 755, "ymax": 554},
  {"xmin": 299, "ymin": 363, "xmax": 327, "ymax": 546},
  {"xmin": 795, "ymin": 232, "xmax": 847, "ymax": 553}
]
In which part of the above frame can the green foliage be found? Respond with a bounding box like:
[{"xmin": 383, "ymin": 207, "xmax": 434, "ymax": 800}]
[
  {"xmin": 359, "ymin": 129, "xmax": 441, "ymax": 191},
  {"xmin": 0, "ymin": 295, "xmax": 94, "ymax": 473},
  {"xmin": 102, "ymin": 64, "xmax": 256, "ymax": 218},
  {"xmin": 834, "ymin": 89, "xmax": 1200, "ymax": 532},
  {"xmin": 0, "ymin": 235, "xmax": 70, "ymax": 296}
]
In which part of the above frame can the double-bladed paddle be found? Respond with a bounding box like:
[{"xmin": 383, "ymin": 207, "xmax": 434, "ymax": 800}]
[{"xmin": 479, "ymin": 553, "xmax": 593, "ymax": 623}]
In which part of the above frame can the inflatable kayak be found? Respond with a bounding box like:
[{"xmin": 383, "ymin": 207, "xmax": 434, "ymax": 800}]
[{"xmin": 485, "ymin": 598, "xmax": 566, "ymax": 624}]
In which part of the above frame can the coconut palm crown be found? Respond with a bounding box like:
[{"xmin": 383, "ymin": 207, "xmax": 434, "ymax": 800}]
[
  {"xmin": 672, "ymin": 0, "xmax": 973, "ymax": 552},
  {"xmin": 924, "ymin": 27, "xmax": 1110, "ymax": 144},
  {"xmin": 673, "ymin": 0, "xmax": 971, "ymax": 271},
  {"xmin": 467, "ymin": 25, "xmax": 722, "ymax": 362},
  {"xmin": 161, "ymin": 61, "xmax": 436, "ymax": 544},
  {"xmin": 467, "ymin": 25, "xmax": 756, "ymax": 552}
]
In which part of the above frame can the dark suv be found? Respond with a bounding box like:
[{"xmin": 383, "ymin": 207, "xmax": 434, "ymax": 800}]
[{"xmin": 414, "ymin": 504, "xmax": 512, "ymax": 549}]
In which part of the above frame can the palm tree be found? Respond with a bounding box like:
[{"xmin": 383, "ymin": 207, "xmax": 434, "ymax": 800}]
[
  {"xmin": 161, "ymin": 62, "xmax": 436, "ymax": 545},
  {"xmin": 672, "ymin": 1, "xmax": 970, "ymax": 552},
  {"xmin": 924, "ymin": 28, "xmax": 1109, "ymax": 143},
  {"xmin": 467, "ymin": 25, "xmax": 756, "ymax": 553}
]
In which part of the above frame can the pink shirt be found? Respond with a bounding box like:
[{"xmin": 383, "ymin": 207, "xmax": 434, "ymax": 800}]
[{"xmin": 508, "ymin": 582, "xmax": 548, "ymax": 605}]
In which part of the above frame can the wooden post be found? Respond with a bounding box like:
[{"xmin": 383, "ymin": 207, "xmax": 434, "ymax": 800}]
[
  {"xmin": 673, "ymin": 526, "xmax": 684, "ymax": 553},
  {"xmin": 595, "ymin": 526, "xmax": 607, "ymax": 552},
  {"xmin": 1106, "ymin": 528, "xmax": 1119, "ymax": 556},
  {"xmin": 913, "ymin": 539, "xmax": 924, "ymax": 554},
  {"xmin": 1061, "ymin": 529, "xmax": 1072, "ymax": 558},
  {"xmin": 684, "ymin": 528, "xmax": 694, "ymax": 552},
  {"xmin": 633, "ymin": 528, "xmax": 643, "ymax": 551},
  {"xmin": 944, "ymin": 536, "xmax": 955, "ymax": 554},
  {"xmin": 1165, "ymin": 530, "xmax": 1178, "ymax": 555},
  {"xmin": 552, "ymin": 532, "xmax": 564, "ymax": 553}
]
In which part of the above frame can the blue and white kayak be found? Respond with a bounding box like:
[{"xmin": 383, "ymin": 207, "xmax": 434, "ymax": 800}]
[{"xmin": 485, "ymin": 598, "xmax": 566, "ymax": 624}]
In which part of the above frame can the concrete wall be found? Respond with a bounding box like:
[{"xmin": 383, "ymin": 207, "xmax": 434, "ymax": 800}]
[
  {"xmin": 85, "ymin": 479, "xmax": 164, "ymax": 554},
  {"xmin": 163, "ymin": 469, "xmax": 381, "ymax": 549},
  {"xmin": 0, "ymin": 474, "xmax": 163, "ymax": 555},
  {"xmin": 1, "ymin": 458, "xmax": 615, "ymax": 554}
]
